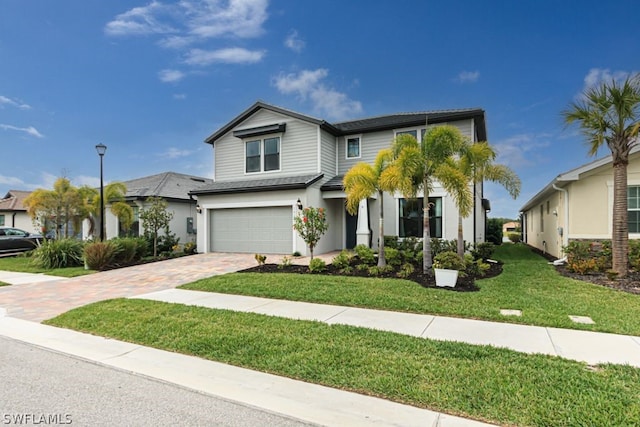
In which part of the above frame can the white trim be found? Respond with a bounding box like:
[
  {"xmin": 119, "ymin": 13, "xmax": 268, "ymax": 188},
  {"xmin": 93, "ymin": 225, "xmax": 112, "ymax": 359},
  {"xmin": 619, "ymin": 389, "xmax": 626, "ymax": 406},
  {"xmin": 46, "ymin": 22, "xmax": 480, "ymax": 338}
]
[
  {"xmin": 335, "ymin": 136, "xmax": 339, "ymax": 175},
  {"xmin": 317, "ymin": 126, "xmax": 322, "ymax": 173},
  {"xmin": 345, "ymin": 135, "xmax": 362, "ymax": 159}
]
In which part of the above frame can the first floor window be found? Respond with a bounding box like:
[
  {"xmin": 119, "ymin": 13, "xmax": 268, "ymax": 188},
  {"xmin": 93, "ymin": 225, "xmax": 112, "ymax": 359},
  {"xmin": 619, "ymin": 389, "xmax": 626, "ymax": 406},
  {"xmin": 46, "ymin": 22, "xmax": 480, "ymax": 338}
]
[
  {"xmin": 245, "ymin": 136, "xmax": 280, "ymax": 173},
  {"xmin": 628, "ymin": 186, "xmax": 640, "ymax": 233},
  {"xmin": 0, "ymin": 214, "xmax": 4, "ymax": 226},
  {"xmin": 119, "ymin": 206, "xmax": 139, "ymax": 237},
  {"xmin": 398, "ymin": 197, "xmax": 442, "ymax": 238}
]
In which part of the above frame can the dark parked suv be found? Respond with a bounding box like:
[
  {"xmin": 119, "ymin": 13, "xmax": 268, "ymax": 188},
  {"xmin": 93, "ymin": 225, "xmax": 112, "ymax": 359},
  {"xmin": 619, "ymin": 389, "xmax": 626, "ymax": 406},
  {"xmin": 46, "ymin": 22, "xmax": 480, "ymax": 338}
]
[{"xmin": 0, "ymin": 227, "xmax": 44, "ymax": 254}]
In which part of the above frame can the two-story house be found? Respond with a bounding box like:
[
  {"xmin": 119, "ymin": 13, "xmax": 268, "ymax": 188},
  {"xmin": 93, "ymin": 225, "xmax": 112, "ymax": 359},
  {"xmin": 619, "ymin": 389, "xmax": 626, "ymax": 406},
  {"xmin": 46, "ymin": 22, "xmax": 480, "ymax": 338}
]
[{"xmin": 190, "ymin": 101, "xmax": 490, "ymax": 256}]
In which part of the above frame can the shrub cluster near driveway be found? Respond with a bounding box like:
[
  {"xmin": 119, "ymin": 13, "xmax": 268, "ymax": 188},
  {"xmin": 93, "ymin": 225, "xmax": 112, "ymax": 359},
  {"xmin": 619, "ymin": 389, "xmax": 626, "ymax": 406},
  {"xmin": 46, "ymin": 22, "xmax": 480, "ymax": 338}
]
[
  {"xmin": 182, "ymin": 243, "xmax": 640, "ymax": 336},
  {"xmin": 45, "ymin": 298, "xmax": 640, "ymax": 427}
]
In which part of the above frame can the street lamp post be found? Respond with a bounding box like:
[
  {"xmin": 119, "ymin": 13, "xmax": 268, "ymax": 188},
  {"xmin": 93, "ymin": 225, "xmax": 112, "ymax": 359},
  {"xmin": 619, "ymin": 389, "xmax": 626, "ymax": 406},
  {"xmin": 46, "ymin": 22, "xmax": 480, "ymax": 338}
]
[{"xmin": 95, "ymin": 143, "xmax": 107, "ymax": 241}]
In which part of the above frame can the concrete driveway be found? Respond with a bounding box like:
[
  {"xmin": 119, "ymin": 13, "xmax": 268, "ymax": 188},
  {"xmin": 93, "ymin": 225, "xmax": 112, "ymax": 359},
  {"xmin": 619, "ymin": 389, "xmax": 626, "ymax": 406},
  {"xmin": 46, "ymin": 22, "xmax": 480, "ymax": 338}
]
[{"xmin": 0, "ymin": 252, "xmax": 261, "ymax": 322}]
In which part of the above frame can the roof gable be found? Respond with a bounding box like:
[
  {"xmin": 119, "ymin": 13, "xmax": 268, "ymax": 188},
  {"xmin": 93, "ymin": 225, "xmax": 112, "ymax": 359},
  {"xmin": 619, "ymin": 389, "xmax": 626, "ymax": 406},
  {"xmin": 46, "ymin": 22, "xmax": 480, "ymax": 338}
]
[
  {"xmin": 123, "ymin": 172, "xmax": 213, "ymax": 201},
  {"xmin": 0, "ymin": 190, "xmax": 31, "ymax": 211}
]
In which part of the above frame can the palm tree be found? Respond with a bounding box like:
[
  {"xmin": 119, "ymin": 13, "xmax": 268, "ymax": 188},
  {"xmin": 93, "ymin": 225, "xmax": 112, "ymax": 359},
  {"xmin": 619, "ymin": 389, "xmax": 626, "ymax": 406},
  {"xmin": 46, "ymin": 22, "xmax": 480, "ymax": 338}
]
[
  {"xmin": 562, "ymin": 74, "xmax": 640, "ymax": 277},
  {"xmin": 452, "ymin": 141, "xmax": 521, "ymax": 256},
  {"xmin": 79, "ymin": 182, "xmax": 133, "ymax": 239},
  {"xmin": 382, "ymin": 126, "xmax": 472, "ymax": 272},
  {"xmin": 343, "ymin": 149, "xmax": 394, "ymax": 267},
  {"xmin": 24, "ymin": 177, "xmax": 82, "ymax": 238}
]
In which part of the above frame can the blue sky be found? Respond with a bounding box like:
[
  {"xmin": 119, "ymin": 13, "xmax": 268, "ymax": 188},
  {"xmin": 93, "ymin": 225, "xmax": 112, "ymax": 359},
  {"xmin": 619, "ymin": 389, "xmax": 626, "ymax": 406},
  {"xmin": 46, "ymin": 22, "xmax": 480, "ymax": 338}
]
[{"xmin": 2, "ymin": 0, "xmax": 639, "ymax": 219}]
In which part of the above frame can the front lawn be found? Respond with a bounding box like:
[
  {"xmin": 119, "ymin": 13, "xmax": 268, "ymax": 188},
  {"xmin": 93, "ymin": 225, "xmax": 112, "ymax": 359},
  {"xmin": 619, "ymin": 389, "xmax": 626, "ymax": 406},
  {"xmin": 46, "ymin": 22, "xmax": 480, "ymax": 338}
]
[
  {"xmin": 45, "ymin": 298, "xmax": 640, "ymax": 427},
  {"xmin": 181, "ymin": 244, "xmax": 640, "ymax": 336},
  {"xmin": 0, "ymin": 255, "xmax": 95, "ymax": 277}
]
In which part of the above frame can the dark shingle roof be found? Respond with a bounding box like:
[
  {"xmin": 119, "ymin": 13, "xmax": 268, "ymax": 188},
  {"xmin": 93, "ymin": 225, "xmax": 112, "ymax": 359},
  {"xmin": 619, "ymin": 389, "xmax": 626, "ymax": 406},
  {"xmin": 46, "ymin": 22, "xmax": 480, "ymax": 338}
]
[
  {"xmin": 320, "ymin": 175, "xmax": 345, "ymax": 191},
  {"xmin": 122, "ymin": 172, "xmax": 214, "ymax": 201},
  {"xmin": 205, "ymin": 102, "xmax": 487, "ymax": 144},
  {"xmin": 190, "ymin": 174, "xmax": 324, "ymax": 195},
  {"xmin": 332, "ymin": 109, "xmax": 487, "ymax": 140}
]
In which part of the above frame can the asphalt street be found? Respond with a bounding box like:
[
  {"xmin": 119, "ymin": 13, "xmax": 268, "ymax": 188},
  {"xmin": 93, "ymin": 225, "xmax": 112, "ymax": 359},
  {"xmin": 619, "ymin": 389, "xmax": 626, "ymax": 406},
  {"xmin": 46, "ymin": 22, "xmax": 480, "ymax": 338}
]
[{"xmin": 0, "ymin": 336, "xmax": 315, "ymax": 427}]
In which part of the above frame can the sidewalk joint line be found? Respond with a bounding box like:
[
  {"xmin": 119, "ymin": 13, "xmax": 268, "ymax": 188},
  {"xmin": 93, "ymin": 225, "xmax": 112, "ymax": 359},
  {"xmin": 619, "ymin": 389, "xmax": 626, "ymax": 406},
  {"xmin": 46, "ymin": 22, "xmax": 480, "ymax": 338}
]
[
  {"xmin": 545, "ymin": 328, "xmax": 562, "ymax": 357},
  {"xmin": 420, "ymin": 316, "xmax": 436, "ymax": 337},
  {"xmin": 323, "ymin": 307, "xmax": 350, "ymax": 322}
]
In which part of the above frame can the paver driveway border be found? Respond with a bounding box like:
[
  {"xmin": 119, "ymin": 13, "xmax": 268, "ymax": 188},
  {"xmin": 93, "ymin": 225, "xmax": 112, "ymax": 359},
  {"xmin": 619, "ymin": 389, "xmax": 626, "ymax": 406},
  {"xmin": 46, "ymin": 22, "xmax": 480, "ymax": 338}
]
[{"xmin": 0, "ymin": 252, "xmax": 263, "ymax": 322}]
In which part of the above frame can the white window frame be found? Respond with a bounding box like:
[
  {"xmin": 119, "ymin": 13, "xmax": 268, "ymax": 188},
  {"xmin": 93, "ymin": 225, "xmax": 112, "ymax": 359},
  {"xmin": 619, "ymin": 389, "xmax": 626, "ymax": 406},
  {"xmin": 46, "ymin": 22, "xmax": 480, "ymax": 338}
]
[
  {"xmin": 244, "ymin": 135, "xmax": 282, "ymax": 175},
  {"xmin": 345, "ymin": 135, "xmax": 361, "ymax": 159},
  {"xmin": 394, "ymin": 127, "xmax": 426, "ymax": 141}
]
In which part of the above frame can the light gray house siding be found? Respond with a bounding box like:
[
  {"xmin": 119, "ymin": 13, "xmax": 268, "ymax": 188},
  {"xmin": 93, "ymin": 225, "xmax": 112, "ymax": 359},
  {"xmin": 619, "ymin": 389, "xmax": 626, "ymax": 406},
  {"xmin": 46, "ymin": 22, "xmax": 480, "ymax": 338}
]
[
  {"xmin": 214, "ymin": 109, "xmax": 320, "ymax": 182},
  {"xmin": 320, "ymin": 130, "xmax": 337, "ymax": 181}
]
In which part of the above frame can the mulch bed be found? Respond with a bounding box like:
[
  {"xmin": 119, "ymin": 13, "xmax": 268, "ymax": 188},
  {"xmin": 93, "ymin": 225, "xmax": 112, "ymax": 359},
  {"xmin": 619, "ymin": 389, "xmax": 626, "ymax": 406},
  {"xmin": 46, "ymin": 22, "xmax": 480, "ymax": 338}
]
[
  {"xmin": 239, "ymin": 260, "xmax": 503, "ymax": 292},
  {"xmin": 528, "ymin": 245, "xmax": 640, "ymax": 295}
]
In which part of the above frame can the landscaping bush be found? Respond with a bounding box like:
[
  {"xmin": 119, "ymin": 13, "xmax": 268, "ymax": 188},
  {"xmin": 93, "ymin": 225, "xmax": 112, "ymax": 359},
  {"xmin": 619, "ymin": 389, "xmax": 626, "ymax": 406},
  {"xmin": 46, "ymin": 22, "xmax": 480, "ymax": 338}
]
[
  {"xmin": 84, "ymin": 241, "xmax": 117, "ymax": 271},
  {"xmin": 472, "ymin": 242, "xmax": 496, "ymax": 261},
  {"xmin": 354, "ymin": 244, "xmax": 376, "ymax": 265},
  {"xmin": 183, "ymin": 241, "xmax": 197, "ymax": 255},
  {"xmin": 430, "ymin": 238, "xmax": 458, "ymax": 258},
  {"xmin": 383, "ymin": 235, "xmax": 398, "ymax": 249},
  {"xmin": 433, "ymin": 250, "xmax": 466, "ymax": 272},
  {"xmin": 111, "ymin": 238, "xmax": 137, "ymax": 264},
  {"xmin": 486, "ymin": 218, "xmax": 503, "ymax": 245},
  {"xmin": 31, "ymin": 238, "xmax": 84, "ymax": 269},
  {"xmin": 507, "ymin": 232, "xmax": 522, "ymax": 243},
  {"xmin": 308, "ymin": 258, "xmax": 326, "ymax": 273},
  {"xmin": 331, "ymin": 250, "xmax": 354, "ymax": 270},
  {"xmin": 564, "ymin": 240, "xmax": 612, "ymax": 274},
  {"xmin": 384, "ymin": 247, "xmax": 402, "ymax": 266}
]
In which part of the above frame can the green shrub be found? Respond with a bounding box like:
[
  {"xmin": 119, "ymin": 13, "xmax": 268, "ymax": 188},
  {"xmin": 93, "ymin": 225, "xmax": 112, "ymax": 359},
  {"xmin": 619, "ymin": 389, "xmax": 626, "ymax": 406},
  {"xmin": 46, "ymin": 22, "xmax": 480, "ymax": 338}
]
[
  {"xmin": 384, "ymin": 247, "xmax": 402, "ymax": 266},
  {"xmin": 397, "ymin": 262, "xmax": 415, "ymax": 279},
  {"xmin": 472, "ymin": 242, "xmax": 496, "ymax": 261},
  {"xmin": 354, "ymin": 244, "xmax": 376, "ymax": 265},
  {"xmin": 367, "ymin": 265, "xmax": 393, "ymax": 276},
  {"xmin": 430, "ymin": 239, "xmax": 458, "ymax": 258},
  {"xmin": 331, "ymin": 250, "xmax": 354, "ymax": 269},
  {"xmin": 183, "ymin": 241, "xmax": 197, "ymax": 255},
  {"xmin": 84, "ymin": 241, "xmax": 117, "ymax": 271},
  {"xmin": 564, "ymin": 240, "xmax": 609, "ymax": 274},
  {"xmin": 111, "ymin": 238, "xmax": 137, "ymax": 264},
  {"xmin": 464, "ymin": 253, "xmax": 490, "ymax": 277},
  {"xmin": 629, "ymin": 240, "xmax": 640, "ymax": 270},
  {"xmin": 31, "ymin": 238, "xmax": 84, "ymax": 269},
  {"xmin": 308, "ymin": 258, "xmax": 326, "ymax": 273},
  {"xmin": 383, "ymin": 236, "xmax": 398, "ymax": 249},
  {"xmin": 133, "ymin": 237, "xmax": 150, "ymax": 259},
  {"xmin": 433, "ymin": 251, "xmax": 466, "ymax": 271},
  {"xmin": 278, "ymin": 256, "xmax": 292, "ymax": 269},
  {"xmin": 507, "ymin": 232, "xmax": 521, "ymax": 243}
]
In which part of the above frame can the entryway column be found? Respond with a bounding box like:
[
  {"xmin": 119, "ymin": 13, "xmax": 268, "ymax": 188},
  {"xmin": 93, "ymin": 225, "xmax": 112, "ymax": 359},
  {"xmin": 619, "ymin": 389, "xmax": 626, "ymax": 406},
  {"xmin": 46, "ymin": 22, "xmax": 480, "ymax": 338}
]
[{"xmin": 355, "ymin": 199, "xmax": 370, "ymax": 247}]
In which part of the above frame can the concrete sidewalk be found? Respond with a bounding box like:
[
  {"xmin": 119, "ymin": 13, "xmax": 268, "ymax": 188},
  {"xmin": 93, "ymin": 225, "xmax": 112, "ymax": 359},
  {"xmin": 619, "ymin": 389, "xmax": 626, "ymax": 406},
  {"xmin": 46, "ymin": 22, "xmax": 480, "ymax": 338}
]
[
  {"xmin": 0, "ymin": 270, "xmax": 64, "ymax": 285},
  {"xmin": 0, "ymin": 316, "xmax": 494, "ymax": 427},
  {"xmin": 135, "ymin": 289, "xmax": 640, "ymax": 368}
]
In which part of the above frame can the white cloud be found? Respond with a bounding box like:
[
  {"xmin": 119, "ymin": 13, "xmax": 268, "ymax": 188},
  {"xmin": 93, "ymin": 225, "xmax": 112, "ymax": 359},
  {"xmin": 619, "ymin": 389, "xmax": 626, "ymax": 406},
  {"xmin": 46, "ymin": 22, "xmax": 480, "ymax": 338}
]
[
  {"xmin": 0, "ymin": 174, "xmax": 26, "ymax": 187},
  {"xmin": 173, "ymin": 93, "xmax": 187, "ymax": 100},
  {"xmin": 105, "ymin": 1, "xmax": 176, "ymax": 36},
  {"xmin": 158, "ymin": 68, "xmax": 186, "ymax": 82},
  {"xmin": 74, "ymin": 175, "xmax": 101, "ymax": 188},
  {"xmin": 284, "ymin": 29, "xmax": 304, "ymax": 53},
  {"xmin": 184, "ymin": 47, "xmax": 265, "ymax": 65},
  {"xmin": 159, "ymin": 147, "xmax": 193, "ymax": 159},
  {"xmin": 455, "ymin": 70, "xmax": 479, "ymax": 84},
  {"xmin": 580, "ymin": 68, "xmax": 639, "ymax": 95},
  {"xmin": 0, "ymin": 95, "xmax": 31, "ymax": 110},
  {"xmin": 106, "ymin": 0, "xmax": 268, "ymax": 41},
  {"xmin": 273, "ymin": 69, "xmax": 363, "ymax": 120},
  {"xmin": 493, "ymin": 133, "xmax": 552, "ymax": 168},
  {"xmin": 0, "ymin": 124, "xmax": 44, "ymax": 138}
]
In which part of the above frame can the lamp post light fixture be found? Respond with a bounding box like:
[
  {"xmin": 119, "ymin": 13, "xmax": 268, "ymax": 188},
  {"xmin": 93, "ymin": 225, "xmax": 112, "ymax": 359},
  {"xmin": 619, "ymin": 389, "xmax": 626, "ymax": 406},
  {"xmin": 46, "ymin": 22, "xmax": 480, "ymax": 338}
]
[{"xmin": 95, "ymin": 143, "xmax": 107, "ymax": 241}]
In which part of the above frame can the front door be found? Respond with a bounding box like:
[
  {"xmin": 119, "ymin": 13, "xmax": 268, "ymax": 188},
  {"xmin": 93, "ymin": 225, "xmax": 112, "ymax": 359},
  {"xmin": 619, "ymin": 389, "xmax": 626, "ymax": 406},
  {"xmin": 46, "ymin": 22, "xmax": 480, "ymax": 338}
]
[{"xmin": 346, "ymin": 209, "xmax": 358, "ymax": 249}]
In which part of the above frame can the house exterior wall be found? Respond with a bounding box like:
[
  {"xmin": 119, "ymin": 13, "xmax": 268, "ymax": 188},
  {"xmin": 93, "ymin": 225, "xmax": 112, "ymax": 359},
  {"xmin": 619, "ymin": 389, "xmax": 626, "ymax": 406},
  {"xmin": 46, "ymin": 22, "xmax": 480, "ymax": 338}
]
[
  {"xmin": 214, "ymin": 109, "xmax": 320, "ymax": 182},
  {"xmin": 0, "ymin": 211, "xmax": 38, "ymax": 234},
  {"xmin": 522, "ymin": 190, "xmax": 563, "ymax": 258}
]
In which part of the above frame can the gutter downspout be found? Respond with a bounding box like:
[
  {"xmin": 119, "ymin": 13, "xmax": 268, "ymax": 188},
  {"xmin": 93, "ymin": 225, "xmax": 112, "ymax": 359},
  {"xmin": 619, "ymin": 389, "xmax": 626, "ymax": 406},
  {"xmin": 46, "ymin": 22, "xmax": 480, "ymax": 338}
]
[{"xmin": 552, "ymin": 183, "xmax": 569, "ymax": 254}]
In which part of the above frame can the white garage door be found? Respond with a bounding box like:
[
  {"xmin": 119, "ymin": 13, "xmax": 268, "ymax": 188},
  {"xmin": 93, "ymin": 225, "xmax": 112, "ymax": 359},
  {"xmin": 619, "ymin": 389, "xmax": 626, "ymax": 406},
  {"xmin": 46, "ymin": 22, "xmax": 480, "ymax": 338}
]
[{"xmin": 210, "ymin": 206, "xmax": 293, "ymax": 254}]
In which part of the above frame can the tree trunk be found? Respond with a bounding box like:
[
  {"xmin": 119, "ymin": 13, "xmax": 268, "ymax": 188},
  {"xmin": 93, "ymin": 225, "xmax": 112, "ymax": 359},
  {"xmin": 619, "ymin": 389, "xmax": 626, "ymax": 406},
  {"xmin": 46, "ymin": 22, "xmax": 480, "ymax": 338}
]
[
  {"xmin": 612, "ymin": 161, "xmax": 629, "ymax": 277},
  {"xmin": 457, "ymin": 215, "xmax": 464, "ymax": 257},
  {"xmin": 423, "ymin": 179, "xmax": 433, "ymax": 272},
  {"xmin": 377, "ymin": 190, "xmax": 386, "ymax": 268}
]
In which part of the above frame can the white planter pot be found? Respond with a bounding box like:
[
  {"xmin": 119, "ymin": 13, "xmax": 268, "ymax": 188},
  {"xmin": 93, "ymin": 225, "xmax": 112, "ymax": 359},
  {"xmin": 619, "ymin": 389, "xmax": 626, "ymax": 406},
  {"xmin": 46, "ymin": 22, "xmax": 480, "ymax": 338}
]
[{"xmin": 434, "ymin": 268, "xmax": 458, "ymax": 287}]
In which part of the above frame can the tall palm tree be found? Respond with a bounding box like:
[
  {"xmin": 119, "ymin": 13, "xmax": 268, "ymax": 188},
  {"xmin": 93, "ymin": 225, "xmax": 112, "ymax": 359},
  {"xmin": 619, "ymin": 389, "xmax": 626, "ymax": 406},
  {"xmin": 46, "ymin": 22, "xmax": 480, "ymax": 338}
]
[
  {"xmin": 382, "ymin": 126, "xmax": 472, "ymax": 272},
  {"xmin": 24, "ymin": 177, "xmax": 82, "ymax": 238},
  {"xmin": 452, "ymin": 141, "xmax": 521, "ymax": 256},
  {"xmin": 562, "ymin": 74, "xmax": 640, "ymax": 277},
  {"xmin": 343, "ymin": 149, "xmax": 394, "ymax": 267},
  {"xmin": 78, "ymin": 182, "xmax": 133, "ymax": 239}
]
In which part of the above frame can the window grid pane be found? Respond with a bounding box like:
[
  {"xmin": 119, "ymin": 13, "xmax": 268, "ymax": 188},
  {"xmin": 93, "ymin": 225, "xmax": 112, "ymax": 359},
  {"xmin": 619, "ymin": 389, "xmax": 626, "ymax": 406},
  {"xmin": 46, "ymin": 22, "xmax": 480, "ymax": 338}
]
[
  {"xmin": 246, "ymin": 141, "xmax": 261, "ymax": 173},
  {"xmin": 398, "ymin": 197, "xmax": 442, "ymax": 238},
  {"xmin": 347, "ymin": 138, "xmax": 360, "ymax": 158},
  {"xmin": 628, "ymin": 186, "xmax": 640, "ymax": 233}
]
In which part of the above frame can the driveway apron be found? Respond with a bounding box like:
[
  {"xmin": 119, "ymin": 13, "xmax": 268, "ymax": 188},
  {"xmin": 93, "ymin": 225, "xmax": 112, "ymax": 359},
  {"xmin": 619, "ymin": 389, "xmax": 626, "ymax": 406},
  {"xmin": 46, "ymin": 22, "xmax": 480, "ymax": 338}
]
[{"xmin": 0, "ymin": 253, "xmax": 258, "ymax": 322}]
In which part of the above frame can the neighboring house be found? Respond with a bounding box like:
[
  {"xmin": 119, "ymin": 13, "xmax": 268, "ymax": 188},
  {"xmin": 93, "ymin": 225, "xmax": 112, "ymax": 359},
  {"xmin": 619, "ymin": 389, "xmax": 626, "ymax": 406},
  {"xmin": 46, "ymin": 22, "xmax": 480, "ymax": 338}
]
[
  {"xmin": 101, "ymin": 172, "xmax": 213, "ymax": 246},
  {"xmin": 502, "ymin": 221, "xmax": 520, "ymax": 234},
  {"xmin": 520, "ymin": 146, "xmax": 640, "ymax": 259},
  {"xmin": 190, "ymin": 101, "xmax": 491, "ymax": 256},
  {"xmin": 0, "ymin": 190, "xmax": 39, "ymax": 234}
]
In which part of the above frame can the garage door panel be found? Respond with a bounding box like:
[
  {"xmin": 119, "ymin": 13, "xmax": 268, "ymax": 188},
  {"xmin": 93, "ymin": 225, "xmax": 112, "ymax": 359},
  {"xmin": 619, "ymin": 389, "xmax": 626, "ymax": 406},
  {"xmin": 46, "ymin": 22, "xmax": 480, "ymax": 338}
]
[{"xmin": 210, "ymin": 206, "xmax": 293, "ymax": 254}]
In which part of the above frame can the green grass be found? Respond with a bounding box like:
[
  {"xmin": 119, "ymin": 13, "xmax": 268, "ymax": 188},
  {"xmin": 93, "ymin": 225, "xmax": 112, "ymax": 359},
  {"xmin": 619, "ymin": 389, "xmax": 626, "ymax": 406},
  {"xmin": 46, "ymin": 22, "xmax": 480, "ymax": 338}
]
[
  {"xmin": 180, "ymin": 244, "xmax": 640, "ymax": 336},
  {"xmin": 0, "ymin": 281, "xmax": 9, "ymax": 287},
  {"xmin": 45, "ymin": 298, "xmax": 640, "ymax": 427},
  {"xmin": 0, "ymin": 255, "xmax": 95, "ymax": 277}
]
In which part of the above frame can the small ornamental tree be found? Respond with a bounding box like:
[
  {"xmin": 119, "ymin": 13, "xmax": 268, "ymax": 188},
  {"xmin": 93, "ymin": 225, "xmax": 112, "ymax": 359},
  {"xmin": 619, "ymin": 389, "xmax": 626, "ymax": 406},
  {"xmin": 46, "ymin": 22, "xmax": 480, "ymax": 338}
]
[
  {"xmin": 293, "ymin": 206, "xmax": 329, "ymax": 259},
  {"xmin": 139, "ymin": 196, "xmax": 174, "ymax": 257}
]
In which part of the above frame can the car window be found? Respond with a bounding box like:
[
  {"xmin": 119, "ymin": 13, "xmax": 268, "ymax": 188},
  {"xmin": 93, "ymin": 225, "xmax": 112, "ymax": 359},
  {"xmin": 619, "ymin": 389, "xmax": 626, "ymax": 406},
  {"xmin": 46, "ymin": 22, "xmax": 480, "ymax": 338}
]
[
  {"xmin": 0, "ymin": 229, "xmax": 5, "ymax": 236},
  {"xmin": 6, "ymin": 229, "xmax": 26, "ymax": 236}
]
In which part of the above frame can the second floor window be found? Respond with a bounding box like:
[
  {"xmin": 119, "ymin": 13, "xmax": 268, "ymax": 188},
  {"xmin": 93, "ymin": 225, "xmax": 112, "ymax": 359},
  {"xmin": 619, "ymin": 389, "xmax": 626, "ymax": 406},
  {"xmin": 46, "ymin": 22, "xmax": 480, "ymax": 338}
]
[
  {"xmin": 246, "ymin": 137, "xmax": 280, "ymax": 173},
  {"xmin": 347, "ymin": 137, "xmax": 360, "ymax": 158}
]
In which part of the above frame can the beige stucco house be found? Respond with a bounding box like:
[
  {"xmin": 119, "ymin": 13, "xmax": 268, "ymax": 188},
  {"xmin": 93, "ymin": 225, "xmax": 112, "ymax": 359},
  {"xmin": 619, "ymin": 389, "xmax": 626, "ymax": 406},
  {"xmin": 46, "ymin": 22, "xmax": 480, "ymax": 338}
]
[
  {"xmin": 520, "ymin": 146, "xmax": 640, "ymax": 259},
  {"xmin": 190, "ymin": 101, "xmax": 492, "ymax": 256},
  {"xmin": 0, "ymin": 190, "xmax": 40, "ymax": 234}
]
